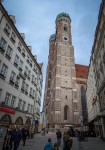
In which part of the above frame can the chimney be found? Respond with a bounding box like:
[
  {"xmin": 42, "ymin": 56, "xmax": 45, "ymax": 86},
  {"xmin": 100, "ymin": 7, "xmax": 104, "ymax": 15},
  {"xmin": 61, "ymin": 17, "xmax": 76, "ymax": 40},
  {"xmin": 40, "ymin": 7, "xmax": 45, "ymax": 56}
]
[
  {"xmin": 34, "ymin": 55, "xmax": 37, "ymax": 60},
  {"xmin": 20, "ymin": 33, "xmax": 25, "ymax": 40},
  {"xmin": 9, "ymin": 15, "xmax": 16, "ymax": 24},
  {"xmin": 28, "ymin": 46, "xmax": 32, "ymax": 51}
]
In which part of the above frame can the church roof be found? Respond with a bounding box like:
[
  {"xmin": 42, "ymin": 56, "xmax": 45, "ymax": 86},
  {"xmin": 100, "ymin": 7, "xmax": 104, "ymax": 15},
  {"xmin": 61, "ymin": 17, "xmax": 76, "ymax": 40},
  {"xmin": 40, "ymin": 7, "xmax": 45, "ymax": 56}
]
[
  {"xmin": 56, "ymin": 12, "xmax": 71, "ymax": 21},
  {"xmin": 75, "ymin": 64, "xmax": 89, "ymax": 79},
  {"xmin": 49, "ymin": 34, "xmax": 55, "ymax": 40}
]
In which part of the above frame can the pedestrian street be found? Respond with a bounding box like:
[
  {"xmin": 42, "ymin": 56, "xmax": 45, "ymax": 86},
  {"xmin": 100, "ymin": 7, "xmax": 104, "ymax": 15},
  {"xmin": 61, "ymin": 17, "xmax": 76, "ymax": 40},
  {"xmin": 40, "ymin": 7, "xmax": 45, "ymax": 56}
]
[{"xmin": 16, "ymin": 132, "xmax": 105, "ymax": 150}]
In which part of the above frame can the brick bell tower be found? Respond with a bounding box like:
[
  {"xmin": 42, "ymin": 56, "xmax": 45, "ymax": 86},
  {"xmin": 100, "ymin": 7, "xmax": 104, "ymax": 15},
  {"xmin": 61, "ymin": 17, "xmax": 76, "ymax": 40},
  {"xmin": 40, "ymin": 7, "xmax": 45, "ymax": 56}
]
[{"xmin": 45, "ymin": 13, "xmax": 78, "ymax": 129}]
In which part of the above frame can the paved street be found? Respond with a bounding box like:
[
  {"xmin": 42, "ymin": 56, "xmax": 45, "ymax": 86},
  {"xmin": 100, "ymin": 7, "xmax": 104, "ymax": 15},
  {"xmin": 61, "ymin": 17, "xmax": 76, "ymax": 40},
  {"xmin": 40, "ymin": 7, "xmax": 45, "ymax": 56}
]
[
  {"xmin": 1, "ymin": 132, "xmax": 105, "ymax": 150},
  {"xmin": 17, "ymin": 132, "xmax": 105, "ymax": 150}
]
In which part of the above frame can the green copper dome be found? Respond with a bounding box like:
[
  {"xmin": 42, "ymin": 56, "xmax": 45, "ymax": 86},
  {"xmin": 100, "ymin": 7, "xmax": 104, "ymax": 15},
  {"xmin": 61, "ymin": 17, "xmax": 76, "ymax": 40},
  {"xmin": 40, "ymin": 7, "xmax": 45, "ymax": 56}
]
[
  {"xmin": 56, "ymin": 12, "xmax": 71, "ymax": 21},
  {"xmin": 49, "ymin": 34, "xmax": 55, "ymax": 40}
]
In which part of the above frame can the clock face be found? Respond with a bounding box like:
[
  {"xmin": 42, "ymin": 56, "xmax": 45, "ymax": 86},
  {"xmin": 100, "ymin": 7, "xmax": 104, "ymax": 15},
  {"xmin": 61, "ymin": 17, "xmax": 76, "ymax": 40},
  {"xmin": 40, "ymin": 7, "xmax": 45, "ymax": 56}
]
[{"xmin": 63, "ymin": 36, "xmax": 69, "ymax": 41}]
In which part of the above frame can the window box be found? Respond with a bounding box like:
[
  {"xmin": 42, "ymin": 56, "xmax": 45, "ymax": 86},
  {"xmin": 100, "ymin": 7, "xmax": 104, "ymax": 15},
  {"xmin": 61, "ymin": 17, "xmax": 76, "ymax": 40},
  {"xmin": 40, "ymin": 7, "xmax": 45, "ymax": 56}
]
[{"xmin": 4, "ymin": 28, "xmax": 10, "ymax": 36}]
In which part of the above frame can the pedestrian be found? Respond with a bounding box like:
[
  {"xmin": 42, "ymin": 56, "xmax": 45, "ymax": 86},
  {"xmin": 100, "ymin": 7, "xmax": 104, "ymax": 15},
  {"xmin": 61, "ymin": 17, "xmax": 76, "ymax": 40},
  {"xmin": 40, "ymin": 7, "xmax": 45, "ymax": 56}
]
[
  {"xmin": 2, "ymin": 127, "xmax": 12, "ymax": 150},
  {"xmin": 21, "ymin": 126, "xmax": 28, "ymax": 146},
  {"xmin": 44, "ymin": 138, "xmax": 53, "ymax": 150},
  {"xmin": 63, "ymin": 131, "xmax": 73, "ymax": 150},
  {"xmin": 53, "ymin": 143, "xmax": 59, "ymax": 150},
  {"xmin": 12, "ymin": 127, "xmax": 21, "ymax": 150},
  {"xmin": 56, "ymin": 129, "xmax": 62, "ymax": 146}
]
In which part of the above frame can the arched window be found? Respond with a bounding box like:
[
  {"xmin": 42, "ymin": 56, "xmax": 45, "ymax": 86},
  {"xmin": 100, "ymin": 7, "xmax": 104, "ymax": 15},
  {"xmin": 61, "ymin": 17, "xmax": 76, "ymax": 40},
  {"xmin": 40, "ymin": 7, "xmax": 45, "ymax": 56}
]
[
  {"xmin": 64, "ymin": 25, "xmax": 67, "ymax": 32},
  {"xmin": 64, "ymin": 105, "xmax": 68, "ymax": 120}
]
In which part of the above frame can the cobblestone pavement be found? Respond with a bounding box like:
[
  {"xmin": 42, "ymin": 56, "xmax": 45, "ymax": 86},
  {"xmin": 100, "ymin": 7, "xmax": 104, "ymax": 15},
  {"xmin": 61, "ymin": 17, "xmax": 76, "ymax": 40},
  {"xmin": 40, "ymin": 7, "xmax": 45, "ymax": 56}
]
[{"xmin": 1, "ymin": 132, "xmax": 105, "ymax": 150}]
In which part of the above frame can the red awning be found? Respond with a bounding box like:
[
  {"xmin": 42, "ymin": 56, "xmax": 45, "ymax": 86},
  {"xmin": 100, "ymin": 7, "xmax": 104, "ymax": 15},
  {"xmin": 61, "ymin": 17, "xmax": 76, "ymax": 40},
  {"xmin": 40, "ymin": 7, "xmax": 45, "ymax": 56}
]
[{"xmin": 0, "ymin": 107, "xmax": 16, "ymax": 114}]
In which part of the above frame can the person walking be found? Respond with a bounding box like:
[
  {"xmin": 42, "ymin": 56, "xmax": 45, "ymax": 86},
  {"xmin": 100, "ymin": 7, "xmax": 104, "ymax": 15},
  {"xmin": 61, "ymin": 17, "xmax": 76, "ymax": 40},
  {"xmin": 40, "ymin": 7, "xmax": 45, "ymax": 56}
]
[
  {"xmin": 2, "ymin": 127, "xmax": 13, "ymax": 150},
  {"xmin": 12, "ymin": 128, "xmax": 21, "ymax": 150},
  {"xmin": 21, "ymin": 126, "xmax": 28, "ymax": 146},
  {"xmin": 56, "ymin": 129, "xmax": 62, "ymax": 146},
  {"xmin": 63, "ymin": 131, "xmax": 73, "ymax": 150},
  {"xmin": 44, "ymin": 138, "xmax": 53, "ymax": 150}
]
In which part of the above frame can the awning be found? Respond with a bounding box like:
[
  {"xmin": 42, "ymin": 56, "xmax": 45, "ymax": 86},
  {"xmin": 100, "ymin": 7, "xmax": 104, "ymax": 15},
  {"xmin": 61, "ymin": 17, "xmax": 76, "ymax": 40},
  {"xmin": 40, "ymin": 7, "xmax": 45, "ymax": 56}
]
[{"xmin": 0, "ymin": 107, "xmax": 16, "ymax": 114}]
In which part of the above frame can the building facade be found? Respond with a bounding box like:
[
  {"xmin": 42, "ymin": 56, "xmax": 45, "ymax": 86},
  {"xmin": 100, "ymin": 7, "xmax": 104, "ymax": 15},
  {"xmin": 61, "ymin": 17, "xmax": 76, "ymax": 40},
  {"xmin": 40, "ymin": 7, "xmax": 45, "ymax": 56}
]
[
  {"xmin": 0, "ymin": 2, "xmax": 43, "ymax": 129},
  {"xmin": 86, "ymin": 0, "xmax": 105, "ymax": 137},
  {"xmin": 43, "ymin": 13, "xmax": 88, "ymax": 129}
]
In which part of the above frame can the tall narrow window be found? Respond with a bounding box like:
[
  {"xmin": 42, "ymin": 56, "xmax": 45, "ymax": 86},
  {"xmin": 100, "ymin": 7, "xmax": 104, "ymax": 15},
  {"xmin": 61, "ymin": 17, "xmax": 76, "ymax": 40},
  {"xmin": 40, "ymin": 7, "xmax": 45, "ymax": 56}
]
[
  {"xmin": 6, "ymin": 46, "xmax": 13, "ymax": 59},
  {"xmin": 64, "ymin": 105, "xmax": 68, "ymax": 120},
  {"xmin": 64, "ymin": 25, "xmax": 67, "ymax": 32},
  {"xmin": 14, "ymin": 55, "xmax": 19, "ymax": 66},
  {"xmin": 5, "ymin": 93, "xmax": 11, "ymax": 105},
  {"xmin": 0, "ymin": 38, "xmax": 7, "ymax": 53},
  {"xmin": 4, "ymin": 23, "xmax": 11, "ymax": 36},
  {"xmin": 0, "ymin": 64, "xmax": 8, "ymax": 78},
  {"xmin": 11, "ymin": 96, "xmax": 16, "ymax": 107},
  {"xmin": 18, "ymin": 99, "xmax": 22, "ymax": 110}
]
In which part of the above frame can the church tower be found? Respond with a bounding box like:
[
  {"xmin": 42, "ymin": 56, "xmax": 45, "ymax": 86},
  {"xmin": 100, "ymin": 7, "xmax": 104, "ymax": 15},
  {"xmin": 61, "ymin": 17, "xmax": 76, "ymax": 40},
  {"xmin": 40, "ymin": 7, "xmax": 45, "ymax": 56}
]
[{"xmin": 44, "ymin": 13, "xmax": 80, "ymax": 128}]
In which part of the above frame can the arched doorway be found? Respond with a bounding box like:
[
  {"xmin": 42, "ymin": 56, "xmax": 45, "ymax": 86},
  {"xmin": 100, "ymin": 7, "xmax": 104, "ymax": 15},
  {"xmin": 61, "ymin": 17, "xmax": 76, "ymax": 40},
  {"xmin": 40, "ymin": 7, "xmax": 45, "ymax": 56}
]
[
  {"xmin": 64, "ymin": 105, "xmax": 69, "ymax": 120},
  {"xmin": 0, "ymin": 114, "xmax": 11, "ymax": 125},
  {"xmin": 25, "ymin": 119, "xmax": 31, "ymax": 126},
  {"xmin": 15, "ymin": 117, "xmax": 23, "ymax": 125}
]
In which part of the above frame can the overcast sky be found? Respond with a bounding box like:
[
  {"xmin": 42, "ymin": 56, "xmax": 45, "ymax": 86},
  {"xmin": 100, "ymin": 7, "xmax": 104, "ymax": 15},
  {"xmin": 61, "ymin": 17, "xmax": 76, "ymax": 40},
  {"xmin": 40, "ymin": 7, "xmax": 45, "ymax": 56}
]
[{"xmin": 3, "ymin": 0, "xmax": 101, "ymax": 111}]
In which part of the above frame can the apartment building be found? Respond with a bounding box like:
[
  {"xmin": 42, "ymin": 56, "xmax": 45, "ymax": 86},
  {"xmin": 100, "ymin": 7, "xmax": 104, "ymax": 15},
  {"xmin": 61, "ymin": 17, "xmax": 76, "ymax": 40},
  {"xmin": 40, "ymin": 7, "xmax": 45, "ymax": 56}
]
[
  {"xmin": 86, "ymin": 0, "xmax": 105, "ymax": 137},
  {"xmin": 0, "ymin": 2, "xmax": 43, "ymax": 128}
]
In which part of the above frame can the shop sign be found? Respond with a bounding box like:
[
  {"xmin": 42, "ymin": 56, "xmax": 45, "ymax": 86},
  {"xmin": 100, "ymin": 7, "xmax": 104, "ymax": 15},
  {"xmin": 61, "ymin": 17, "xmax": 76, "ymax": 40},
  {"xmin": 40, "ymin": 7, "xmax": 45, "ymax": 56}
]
[
  {"xmin": 26, "ymin": 114, "xmax": 32, "ymax": 119},
  {"xmin": 0, "ymin": 107, "xmax": 16, "ymax": 114}
]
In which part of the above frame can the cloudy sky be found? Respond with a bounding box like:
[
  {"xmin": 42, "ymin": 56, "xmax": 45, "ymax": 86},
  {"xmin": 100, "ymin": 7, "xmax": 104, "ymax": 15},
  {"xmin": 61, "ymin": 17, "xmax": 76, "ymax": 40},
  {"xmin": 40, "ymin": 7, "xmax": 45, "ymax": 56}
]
[{"xmin": 3, "ymin": 0, "xmax": 101, "ymax": 110}]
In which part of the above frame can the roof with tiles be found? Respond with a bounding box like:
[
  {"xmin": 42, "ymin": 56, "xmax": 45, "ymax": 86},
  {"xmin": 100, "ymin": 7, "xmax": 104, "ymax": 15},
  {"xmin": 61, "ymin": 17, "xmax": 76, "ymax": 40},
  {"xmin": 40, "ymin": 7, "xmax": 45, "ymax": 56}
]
[{"xmin": 75, "ymin": 64, "xmax": 89, "ymax": 79}]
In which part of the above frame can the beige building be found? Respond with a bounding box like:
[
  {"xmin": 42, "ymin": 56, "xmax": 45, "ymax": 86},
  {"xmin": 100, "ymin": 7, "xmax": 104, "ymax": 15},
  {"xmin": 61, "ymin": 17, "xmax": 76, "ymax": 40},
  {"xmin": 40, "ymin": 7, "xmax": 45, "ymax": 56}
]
[
  {"xmin": 0, "ymin": 2, "xmax": 43, "ymax": 129},
  {"xmin": 86, "ymin": 0, "xmax": 105, "ymax": 137},
  {"xmin": 43, "ymin": 13, "xmax": 88, "ymax": 129}
]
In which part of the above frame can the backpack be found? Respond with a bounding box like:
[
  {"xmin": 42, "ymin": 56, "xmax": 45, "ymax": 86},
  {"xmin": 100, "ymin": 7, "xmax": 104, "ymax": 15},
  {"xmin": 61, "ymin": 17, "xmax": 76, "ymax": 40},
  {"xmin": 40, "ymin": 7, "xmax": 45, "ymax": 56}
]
[{"xmin": 67, "ymin": 138, "xmax": 73, "ymax": 149}]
